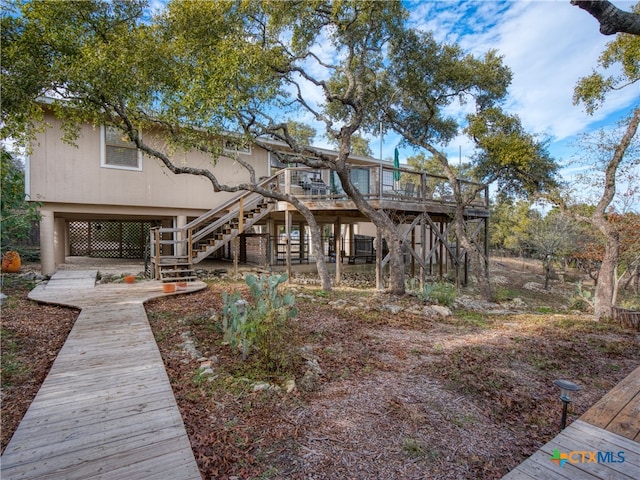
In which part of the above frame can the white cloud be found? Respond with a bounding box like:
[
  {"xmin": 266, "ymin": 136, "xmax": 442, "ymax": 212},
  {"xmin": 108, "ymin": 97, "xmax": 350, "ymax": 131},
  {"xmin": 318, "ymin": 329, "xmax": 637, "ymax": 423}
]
[{"xmin": 409, "ymin": 1, "xmax": 638, "ymax": 145}]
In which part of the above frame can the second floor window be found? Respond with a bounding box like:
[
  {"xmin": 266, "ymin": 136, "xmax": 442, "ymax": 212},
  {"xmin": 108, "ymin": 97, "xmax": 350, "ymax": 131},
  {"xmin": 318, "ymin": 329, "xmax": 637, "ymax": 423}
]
[{"xmin": 102, "ymin": 126, "xmax": 142, "ymax": 170}]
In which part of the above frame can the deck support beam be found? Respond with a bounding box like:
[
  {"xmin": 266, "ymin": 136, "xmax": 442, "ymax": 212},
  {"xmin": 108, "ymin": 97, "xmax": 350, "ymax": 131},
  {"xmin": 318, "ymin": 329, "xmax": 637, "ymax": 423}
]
[{"xmin": 334, "ymin": 218, "xmax": 342, "ymax": 285}]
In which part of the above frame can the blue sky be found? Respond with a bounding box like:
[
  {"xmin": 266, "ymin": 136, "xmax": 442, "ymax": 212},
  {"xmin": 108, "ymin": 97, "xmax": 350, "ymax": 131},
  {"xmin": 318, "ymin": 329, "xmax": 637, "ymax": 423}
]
[{"xmin": 394, "ymin": 1, "xmax": 638, "ymax": 164}]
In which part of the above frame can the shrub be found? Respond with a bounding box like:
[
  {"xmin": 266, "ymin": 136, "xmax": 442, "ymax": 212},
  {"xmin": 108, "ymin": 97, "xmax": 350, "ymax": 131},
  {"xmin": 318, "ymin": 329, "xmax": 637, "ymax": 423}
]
[
  {"xmin": 221, "ymin": 273, "xmax": 300, "ymax": 374},
  {"xmin": 570, "ymin": 281, "xmax": 594, "ymax": 312},
  {"xmin": 406, "ymin": 278, "xmax": 456, "ymax": 306}
]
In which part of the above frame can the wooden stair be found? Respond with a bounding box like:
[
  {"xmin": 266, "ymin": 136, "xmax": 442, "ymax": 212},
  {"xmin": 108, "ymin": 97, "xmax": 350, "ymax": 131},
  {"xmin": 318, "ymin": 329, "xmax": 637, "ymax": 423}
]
[
  {"xmin": 157, "ymin": 257, "xmax": 198, "ymax": 283},
  {"xmin": 148, "ymin": 176, "xmax": 279, "ymax": 280}
]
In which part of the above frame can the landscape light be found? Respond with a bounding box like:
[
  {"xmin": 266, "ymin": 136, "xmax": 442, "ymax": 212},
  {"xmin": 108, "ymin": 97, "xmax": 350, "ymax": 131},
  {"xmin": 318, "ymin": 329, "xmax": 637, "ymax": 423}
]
[{"xmin": 553, "ymin": 379, "xmax": 581, "ymax": 430}]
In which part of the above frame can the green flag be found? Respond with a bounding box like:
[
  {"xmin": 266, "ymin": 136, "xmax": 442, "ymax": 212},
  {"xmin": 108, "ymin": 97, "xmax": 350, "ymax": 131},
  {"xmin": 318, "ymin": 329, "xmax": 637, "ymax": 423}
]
[{"xmin": 393, "ymin": 148, "xmax": 400, "ymax": 181}]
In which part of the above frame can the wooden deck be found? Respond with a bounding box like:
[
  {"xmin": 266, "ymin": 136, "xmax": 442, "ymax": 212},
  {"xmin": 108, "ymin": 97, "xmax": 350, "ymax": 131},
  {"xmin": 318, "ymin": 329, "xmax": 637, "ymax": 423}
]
[
  {"xmin": 503, "ymin": 366, "xmax": 640, "ymax": 479},
  {"xmin": 0, "ymin": 272, "xmax": 207, "ymax": 480}
]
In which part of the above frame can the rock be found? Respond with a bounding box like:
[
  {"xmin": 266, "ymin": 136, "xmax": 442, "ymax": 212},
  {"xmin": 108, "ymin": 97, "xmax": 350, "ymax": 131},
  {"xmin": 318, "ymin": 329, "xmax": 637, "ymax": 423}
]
[
  {"xmin": 523, "ymin": 282, "xmax": 546, "ymax": 292},
  {"xmin": 284, "ymin": 379, "xmax": 297, "ymax": 393},
  {"xmin": 252, "ymin": 382, "xmax": 272, "ymax": 392},
  {"xmin": 297, "ymin": 369, "xmax": 321, "ymax": 392},
  {"xmin": 0, "ymin": 293, "xmax": 7, "ymax": 306},
  {"xmin": 492, "ymin": 275, "xmax": 509, "ymax": 285},
  {"xmin": 507, "ymin": 297, "xmax": 527, "ymax": 309},
  {"xmin": 420, "ymin": 305, "xmax": 438, "ymax": 317},
  {"xmin": 381, "ymin": 304, "xmax": 402, "ymax": 315},
  {"xmin": 329, "ymin": 299, "xmax": 348, "ymax": 308},
  {"xmin": 180, "ymin": 331, "xmax": 202, "ymax": 359},
  {"xmin": 296, "ymin": 357, "xmax": 323, "ymax": 392},
  {"xmin": 305, "ymin": 358, "xmax": 323, "ymax": 375},
  {"xmin": 300, "ymin": 345, "xmax": 318, "ymax": 362},
  {"xmin": 253, "ymin": 382, "xmax": 280, "ymax": 392},
  {"xmin": 431, "ymin": 305, "xmax": 452, "ymax": 317},
  {"xmin": 18, "ymin": 271, "xmax": 38, "ymax": 281}
]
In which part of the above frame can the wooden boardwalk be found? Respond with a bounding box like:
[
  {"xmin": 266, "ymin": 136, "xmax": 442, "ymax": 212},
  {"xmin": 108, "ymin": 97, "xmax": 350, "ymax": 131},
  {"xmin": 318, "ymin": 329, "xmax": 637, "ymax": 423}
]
[
  {"xmin": 503, "ymin": 366, "xmax": 640, "ymax": 479},
  {"xmin": 0, "ymin": 272, "xmax": 207, "ymax": 480}
]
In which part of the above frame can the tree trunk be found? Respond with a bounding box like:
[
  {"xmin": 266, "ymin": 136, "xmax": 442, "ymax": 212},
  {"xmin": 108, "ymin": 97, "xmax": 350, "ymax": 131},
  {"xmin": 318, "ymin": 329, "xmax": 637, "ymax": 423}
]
[
  {"xmin": 593, "ymin": 228, "xmax": 619, "ymax": 320},
  {"xmin": 571, "ymin": 1, "xmax": 640, "ymax": 36},
  {"xmin": 589, "ymin": 109, "xmax": 639, "ymax": 320},
  {"xmin": 308, "ymin": 218, "xmax": 332, "ymax": 291},
  {"xmin": 335, "ymin": 169, "xmax": 406, "ymax": 294},
  {"xmin": 544, "ymin": 256, "xmax": 552, "ymax": 290},
  {"xmin": 377, "ymin": 222, "xmax": 406, "ymax": 294},
  {"xmin": 442, "ymin": 161, "xmax": 493, "ymax": 300},
  {"xmin": 289, "ymin": 199, "xmax": 332, "ymax": 291}
]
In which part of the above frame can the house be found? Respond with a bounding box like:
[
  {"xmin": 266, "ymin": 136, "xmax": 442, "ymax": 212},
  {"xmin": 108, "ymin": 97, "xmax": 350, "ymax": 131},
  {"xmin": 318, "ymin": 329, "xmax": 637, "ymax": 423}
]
[{"xmin": 28, "ymin": 109, "xmax": 489, "ymax": 286}]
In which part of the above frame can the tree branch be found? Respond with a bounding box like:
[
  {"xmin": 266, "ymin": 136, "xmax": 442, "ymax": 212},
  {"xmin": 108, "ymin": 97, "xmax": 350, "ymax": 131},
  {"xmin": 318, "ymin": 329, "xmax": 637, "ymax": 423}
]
[{"xmin": 571, "ymin": 1, "xmax": 640, "ymax": 36}]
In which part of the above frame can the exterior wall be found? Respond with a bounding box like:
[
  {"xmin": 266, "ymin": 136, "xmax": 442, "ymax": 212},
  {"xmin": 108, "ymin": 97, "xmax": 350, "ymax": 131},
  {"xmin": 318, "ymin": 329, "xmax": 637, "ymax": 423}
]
[
  {"xmin": 29, "ymin": 113, "xmax": 269, "ymax": 211},
  {"xmin": 30, "ymin": 113, "xmax": 272, "ymax": 273}
]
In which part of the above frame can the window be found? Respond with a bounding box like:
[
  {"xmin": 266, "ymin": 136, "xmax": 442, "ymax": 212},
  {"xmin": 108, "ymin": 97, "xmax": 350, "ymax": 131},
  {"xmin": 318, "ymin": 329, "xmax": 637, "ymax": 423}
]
[
  {"xmin": 331, "ymin": 168, "xmax": 370, "ymax": 195},
  {"xmin": 101, "ymin": 126, "xmax": 142, "ymax": 170},
  {"xmin": 223, "ymin": 139, "xmax": 251, "ymax": 155}
]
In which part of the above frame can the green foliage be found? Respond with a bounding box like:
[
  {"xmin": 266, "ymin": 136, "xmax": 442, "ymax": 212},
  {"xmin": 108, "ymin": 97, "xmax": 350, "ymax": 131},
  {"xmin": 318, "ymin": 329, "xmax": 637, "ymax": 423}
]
[
  {"xmin": 422, "ymin": 282, "xmax": 456, "ymax": 306},
  {"xmin": 285, "ymin": 121, "xmax": 316, "ymax": 146},
  {"xmin": 0, "ymin": 148, "xmax": 40, "ymax": 248},
  {"xmin": 406, "ymin": 278, "xmax": 456, "ymax": 306},
  {"xmin": 465, "ymin": 108, "xmax": 559, "ymax": 197},
  {"xmin": 221, "ymin": 274, "xmax": 299, "ymax": 374},
  {"xmin": 489, "ymin": 195, "xmax": 539, "ymax": 253},
  {"xmin": 494, "ymin": 287, "xmax": 520, "ymax": 302},
  {"xmin": 221, "ymin": 291, "xmax": 251, "ymax": 360},
  {"xmin": 570, "ymin": 281, "xmax": 594, "ymax": 312},
  {"xmin": 574, "ymin": 5, "xmax": 640, "ymax": 114}
]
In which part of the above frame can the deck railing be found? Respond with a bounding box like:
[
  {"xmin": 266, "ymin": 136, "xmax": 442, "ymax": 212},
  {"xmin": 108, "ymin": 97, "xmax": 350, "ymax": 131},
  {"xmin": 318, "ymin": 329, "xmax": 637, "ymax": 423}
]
[{"xmin": 277, "ymin": 165, "xmax": 488, "ymax": 207}]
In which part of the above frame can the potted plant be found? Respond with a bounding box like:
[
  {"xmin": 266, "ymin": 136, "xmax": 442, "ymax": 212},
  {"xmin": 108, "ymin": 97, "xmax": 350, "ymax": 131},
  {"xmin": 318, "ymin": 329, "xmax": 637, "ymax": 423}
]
[{"xmin": 1, "ymin": 251, "xmax": 21, "ymax": 273}]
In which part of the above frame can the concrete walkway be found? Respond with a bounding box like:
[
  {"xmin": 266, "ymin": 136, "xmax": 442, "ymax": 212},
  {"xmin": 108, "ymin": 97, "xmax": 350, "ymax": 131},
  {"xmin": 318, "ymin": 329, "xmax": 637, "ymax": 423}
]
[{"xmin": 0, "ymin": 271, "xmax": 207, "ymax": 480}]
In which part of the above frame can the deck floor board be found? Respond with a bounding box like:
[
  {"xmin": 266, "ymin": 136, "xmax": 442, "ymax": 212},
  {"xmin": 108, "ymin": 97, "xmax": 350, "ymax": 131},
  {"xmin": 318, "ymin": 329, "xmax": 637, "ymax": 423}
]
[
  {"xmin": 1, "ymin": 272, "xmax": 206, "ymax": 480},
  {"xmin": 503, "ymin": 366, "xmax": 640, "ymax": 479}
]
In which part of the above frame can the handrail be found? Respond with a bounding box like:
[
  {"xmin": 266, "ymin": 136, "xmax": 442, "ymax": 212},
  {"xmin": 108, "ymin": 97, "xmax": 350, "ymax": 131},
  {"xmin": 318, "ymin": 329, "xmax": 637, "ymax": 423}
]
[{"xmin": 182, "ymin": 171, "xmax": 282, "ymax": 231}]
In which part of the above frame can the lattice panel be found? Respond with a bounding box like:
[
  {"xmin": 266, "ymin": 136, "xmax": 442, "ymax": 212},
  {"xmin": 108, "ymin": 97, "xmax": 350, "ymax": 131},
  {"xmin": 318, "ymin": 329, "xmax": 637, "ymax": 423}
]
[{"xmin": 69, "ymin": 221, "xmax": 151, "ymax": 258}]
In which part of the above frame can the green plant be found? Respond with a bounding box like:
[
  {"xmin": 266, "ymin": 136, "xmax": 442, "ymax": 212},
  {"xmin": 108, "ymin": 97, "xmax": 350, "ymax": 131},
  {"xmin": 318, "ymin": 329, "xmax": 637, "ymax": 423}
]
[
  {"xmin": 570, "ymin": 281, "xmax": 594, "ymax": 311},
  {"xmin": 402, "ymin": 437, "xmax": 425, "ymax": 458},
  {"xmin": 406, "ymin": 278, "xmax": 456, "ymax": 306},
  {"xmin": 221, "ymin": 291, "xmax": 251, "ymax": 360},
  {"xmin": 494, "ymin": 286, "xmax": 520, "ymax": 302},
  {"xmin": 421, "ymin": 282, "xmax": 456, "ymax": 306},
  {"xmin": 221, "ymin": 273, "xmax": 300, "ymax": 373}
]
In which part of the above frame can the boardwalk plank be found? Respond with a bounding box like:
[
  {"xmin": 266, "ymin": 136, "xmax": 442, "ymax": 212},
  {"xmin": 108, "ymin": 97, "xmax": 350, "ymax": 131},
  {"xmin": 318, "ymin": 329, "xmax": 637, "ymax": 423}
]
[
  {"xmin": 503, "ymin": 366, "xmax": 640, "ymax": 479},
  {"xmin": 0, "ymin": 274, "xmax": 205, "ymax": 480},
  {"xmin": 4, "ymin": 392, "xmax": 175, "ymax": 439},
  {"xmin": 580, "ymin": 366, "xmax": 640, "ymax": 437}
]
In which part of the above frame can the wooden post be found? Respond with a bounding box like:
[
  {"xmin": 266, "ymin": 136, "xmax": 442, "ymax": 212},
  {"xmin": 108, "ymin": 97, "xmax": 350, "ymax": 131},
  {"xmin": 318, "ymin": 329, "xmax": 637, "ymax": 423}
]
[
  {"xmin": 421, "ymin": 213, "xmax": 427, "ymax": 288},
  {"xmin": 455, "ymin": 235, "xmax": 460, "ymax": 290},
  {"xmin": 235, "ymin": 198, "xmax": 244, "ymax": 279},
  {"xmin": 439, "ymin": 221, "xmax": 444, "ymax": 280},
  {"xmin": 285, "ymin": 209, "xmax": 292, "ymax": 282},
  {"xmin": 411, "ymin": 226, "xmax": 416, "ymax": 278},
  {"xmin": 376, "ymin": 228, "xmax": 383, "ymax": 290},
  {"xmin": 154, "ymin": 228, "xmax": 160, "ymax": 279},
  {"xmin": 334, "ymin": 218, "xmax": 341, "ymax": 285}
]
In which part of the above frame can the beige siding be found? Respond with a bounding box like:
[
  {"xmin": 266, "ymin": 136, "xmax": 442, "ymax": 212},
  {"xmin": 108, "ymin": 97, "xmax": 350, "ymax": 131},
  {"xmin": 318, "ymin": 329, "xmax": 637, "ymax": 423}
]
[{"xmin": 30, "ymin": 114, "xmax": 269, "ymax": 211}]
